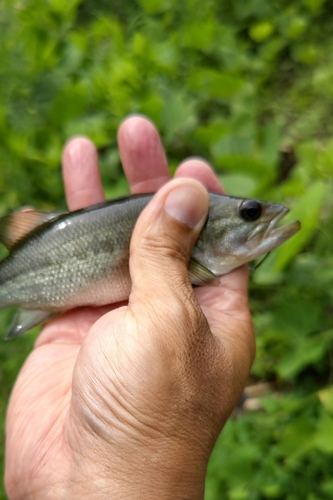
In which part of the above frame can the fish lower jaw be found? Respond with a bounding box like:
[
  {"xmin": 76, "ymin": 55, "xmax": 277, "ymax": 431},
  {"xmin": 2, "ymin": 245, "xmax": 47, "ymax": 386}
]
[
  {"xmin": 247, "ymin": 219, "xmax": 301, "ymax": 257},
  {"xmin": 266, "ymin": 220, "xmax": 301, "ymax": 242}
]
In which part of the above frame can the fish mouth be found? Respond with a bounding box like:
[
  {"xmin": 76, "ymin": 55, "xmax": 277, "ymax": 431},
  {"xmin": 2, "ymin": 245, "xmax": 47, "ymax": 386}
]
[
  {"xmin": 247, "ymin": 207, "xmax": 300, "ymax": 251},
  {"xmin": 264, "ymin": 207, "xmax": 300, "ymax": 241},
  {"xmin": 264, "ymin": 207, "xmax": 289, "ymax": 238}
]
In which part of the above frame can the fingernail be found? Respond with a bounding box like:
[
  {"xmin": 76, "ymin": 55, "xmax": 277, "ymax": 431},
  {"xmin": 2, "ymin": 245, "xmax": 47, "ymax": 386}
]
[{"xmin": 164, "ymin": 186, "xmax": 208, "ymax": 228}]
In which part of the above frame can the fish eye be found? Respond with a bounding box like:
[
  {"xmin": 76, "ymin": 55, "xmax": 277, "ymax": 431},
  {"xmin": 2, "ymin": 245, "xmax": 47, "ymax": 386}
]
[{"xmin": 239, "ymin": 200, "xmax": 262, "ymax": 221}]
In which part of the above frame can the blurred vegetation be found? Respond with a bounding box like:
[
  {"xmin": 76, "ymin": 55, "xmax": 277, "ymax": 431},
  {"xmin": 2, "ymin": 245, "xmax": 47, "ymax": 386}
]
[{"xmin": 0, "ymin": 0, "xmax": 333, "ymax": 498}]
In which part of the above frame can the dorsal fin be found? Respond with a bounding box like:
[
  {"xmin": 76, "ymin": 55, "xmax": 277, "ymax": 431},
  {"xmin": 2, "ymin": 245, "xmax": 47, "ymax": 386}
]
[{"xmin": 0, "ymin": 209, "xmax": 63, "ymax": 250}]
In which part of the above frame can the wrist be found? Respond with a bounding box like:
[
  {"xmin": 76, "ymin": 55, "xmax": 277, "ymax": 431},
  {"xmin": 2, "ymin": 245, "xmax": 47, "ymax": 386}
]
[
  {"xmin": 67, "ymin": 468, "xmax": 206, "ymax": 500},
  {"xmin": 66, "ymin": 436, "xmax": 208, "ymax": 500}
]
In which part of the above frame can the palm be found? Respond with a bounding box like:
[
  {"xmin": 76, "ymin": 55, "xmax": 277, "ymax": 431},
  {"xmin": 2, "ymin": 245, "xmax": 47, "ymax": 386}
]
[
  {"xmin": 7, "ymin": 305, "xmax": 124, "ymax": 492},
  {"xmin": 7, "ymin": 280, "xmax": 250, "ymax": 486},
  {"xmin": 7, "ymin": 313, "xmax": 87, "ymax": 492},
  {"xmin": 195, "ymin": 272, "xmax": 250, "ymax": 340}
]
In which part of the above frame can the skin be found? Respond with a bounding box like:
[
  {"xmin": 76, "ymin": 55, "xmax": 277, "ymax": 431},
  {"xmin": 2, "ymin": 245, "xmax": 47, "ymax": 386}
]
[{"xmin": 5, "ymin": 116, "xmax": 255, "ymax": 500}]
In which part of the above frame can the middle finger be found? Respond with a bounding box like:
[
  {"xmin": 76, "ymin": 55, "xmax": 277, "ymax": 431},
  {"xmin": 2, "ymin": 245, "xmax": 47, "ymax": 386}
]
[{"xmin": 118, "ymin": 116, "xmax": 170, "ymax": 194}]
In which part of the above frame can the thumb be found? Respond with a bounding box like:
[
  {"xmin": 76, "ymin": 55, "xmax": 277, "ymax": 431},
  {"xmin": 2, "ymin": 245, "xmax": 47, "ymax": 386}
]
[{"xmin": 129, "ymin": 178, "xmax": 209, "ymax": 307}]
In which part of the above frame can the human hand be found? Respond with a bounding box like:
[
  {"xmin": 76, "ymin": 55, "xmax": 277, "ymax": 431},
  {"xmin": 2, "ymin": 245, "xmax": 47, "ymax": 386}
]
[{"xmin": 5, "ymin": 116, "xmax": 255, "ymax": 500}]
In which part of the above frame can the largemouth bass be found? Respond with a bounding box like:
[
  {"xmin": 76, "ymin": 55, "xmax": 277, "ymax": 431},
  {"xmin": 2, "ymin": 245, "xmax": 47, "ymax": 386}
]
[{"xmin": 0, "ymin": 193, "xmax": 300, "ymax": 339}]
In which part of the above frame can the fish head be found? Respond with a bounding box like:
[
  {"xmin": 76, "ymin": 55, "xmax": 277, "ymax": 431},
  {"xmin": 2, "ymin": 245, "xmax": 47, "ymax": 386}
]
[{"xmin": 193, "ymin": 194, "xmax": 301, "ymax": 276}]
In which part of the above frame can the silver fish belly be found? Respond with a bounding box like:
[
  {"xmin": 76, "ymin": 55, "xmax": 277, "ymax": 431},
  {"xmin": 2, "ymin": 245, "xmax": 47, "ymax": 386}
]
[{"xmin": 0, "ymin": 193, "xmax": 300, "ymax": 338}]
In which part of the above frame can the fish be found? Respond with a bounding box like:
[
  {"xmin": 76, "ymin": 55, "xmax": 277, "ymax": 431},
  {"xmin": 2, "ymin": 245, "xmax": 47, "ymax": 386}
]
[{"xmin": 0, "ymin": 193, "xmax": 300, "ymax": 339}]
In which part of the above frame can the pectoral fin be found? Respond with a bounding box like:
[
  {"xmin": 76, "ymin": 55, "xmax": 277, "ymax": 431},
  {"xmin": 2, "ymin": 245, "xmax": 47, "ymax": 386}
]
[
  {"xmin": 188, "ymin": 259, "xmax": 218, "ymax": 286},
  {"xmin": 4, "ymin": 309, "xmax": 59, "ymax": 340}
]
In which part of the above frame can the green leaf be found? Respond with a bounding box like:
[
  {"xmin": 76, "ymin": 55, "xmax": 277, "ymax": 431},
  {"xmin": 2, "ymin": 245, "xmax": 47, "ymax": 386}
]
[
  {"xmin": 249, "ymin": 21, "xmax": 274, "ymax": 42},
  {"xmin": 272, "ymin": 298, "xmax": 322, "ymax": 338},
  {"xmin": 279, "ymin": 416, "xmax": 315, "ymax": 464},
  {"xmin": 138, "ymin": 0, "xmax": 167, "ymax": 14},
  {"xmin": 48, "ymin": 0, "xmax": 81, "ymax": 14},
  {"xmin": 277, "ymin": 336, "xmax": 327, "ymax": 379},
  {"xmin": 318, "ymin": 385, "xmax": 333, "ymax": 416},
  {"xmin": 194, "ymin": 122, "xmax": 229, "ymax": 147},
  {"xmin": 182, "ymin": 20, "xmax": 216, "ymax": 50},
  {"xmin": 315, "ymin": 410, "xmax": 333, "ymax": 453},
  {"xmin": 286, "ymin": 16, "xmax": 308, "ymax": 40},
  {"xmin": 161, "ymin": 91, "xmax": 197, "ymax": 144},
  {"xmin": 304, "ymin": 0, "xmax": 326, "ymax": 13},
  {"xmin": 213, "ymin": 154, "xmax": 275, "ymax": 182},
  {"xmin": 292, "ymin": 44, "xmax": 319, "ymax": 65},
  {"xmin": 188, "ymin": 69, "xmax": 245, "ymax": 99},
  {"xmin": 219, "ymin": 174, "xmax": 258, "ymax": 198},
  {"xmin": 138, "ymin": 94, "xmax": 163, "ymax": 127},
  {"xmin": 254, "ymin": 181, "xmax": 325, "ymax": 283},
  {"xmin": 50, "ymin": 82, "xmax": 88, "ymax": 125},
  {"xmin": 64, "ymin": 114, "xmax": 111, "ymax": 148}
]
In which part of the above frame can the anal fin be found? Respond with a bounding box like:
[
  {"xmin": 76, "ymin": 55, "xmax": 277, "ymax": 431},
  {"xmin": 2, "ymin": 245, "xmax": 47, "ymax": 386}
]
[{"xmin": 5, "ymin": 309, "xmax": 59, "ymax": 340}]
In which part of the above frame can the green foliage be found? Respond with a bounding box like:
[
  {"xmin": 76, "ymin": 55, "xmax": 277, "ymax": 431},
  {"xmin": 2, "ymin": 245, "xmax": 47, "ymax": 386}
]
[
  {"xmin": 0, "ymin": 0, "xmax": 333, "ymax": 498},
  {"xmin": 207, "ymin": 393, "xmax": 333, "ymax": 500}
]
